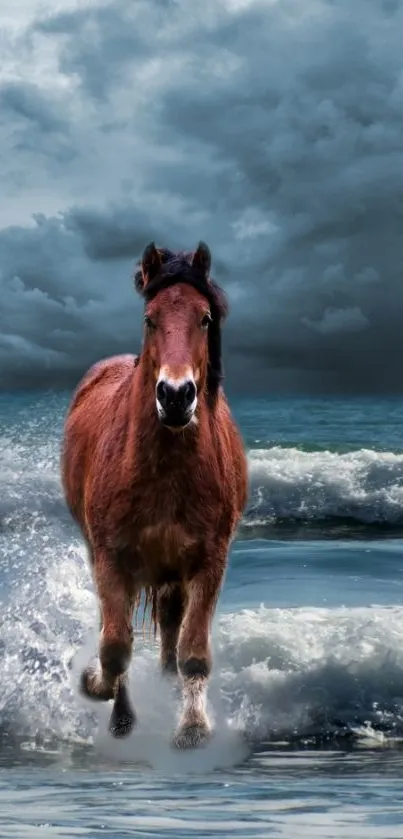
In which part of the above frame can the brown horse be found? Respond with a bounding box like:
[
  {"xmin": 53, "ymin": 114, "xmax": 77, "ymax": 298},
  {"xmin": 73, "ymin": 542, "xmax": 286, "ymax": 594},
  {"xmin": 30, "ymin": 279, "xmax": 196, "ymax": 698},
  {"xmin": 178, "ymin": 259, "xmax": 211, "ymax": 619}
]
[{"xmin": 61, "ymin": 241, "xmax": 248, "ymax": 749}]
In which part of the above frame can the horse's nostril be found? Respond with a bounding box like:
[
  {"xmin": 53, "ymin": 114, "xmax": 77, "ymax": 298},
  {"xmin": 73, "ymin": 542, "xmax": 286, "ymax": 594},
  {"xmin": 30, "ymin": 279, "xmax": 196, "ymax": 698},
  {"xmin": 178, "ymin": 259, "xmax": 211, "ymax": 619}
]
[
  {"xmin": 156, "ymin": 380, "xmax": 168, "ymax": 407},
  {"xmin": 183, "ymin": 381, "xmax": 196, "ymax": 407}
]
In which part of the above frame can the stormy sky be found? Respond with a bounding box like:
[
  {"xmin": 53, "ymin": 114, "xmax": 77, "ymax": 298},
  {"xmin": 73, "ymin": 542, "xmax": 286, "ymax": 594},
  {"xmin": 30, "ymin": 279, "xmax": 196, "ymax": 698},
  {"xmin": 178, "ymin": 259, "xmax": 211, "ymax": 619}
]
[{"xmin": 1, "ymin": 0, "xmax": 403, "ymax": 395}]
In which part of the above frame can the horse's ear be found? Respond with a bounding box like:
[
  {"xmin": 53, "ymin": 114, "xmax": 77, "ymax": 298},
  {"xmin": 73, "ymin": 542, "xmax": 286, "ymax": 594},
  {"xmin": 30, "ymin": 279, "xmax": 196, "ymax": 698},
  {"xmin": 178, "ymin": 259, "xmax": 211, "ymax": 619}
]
[
  {"xmin": 137, "ymin": 242, "xmax": 162, "ymax": 291},
  {"xmin": 191, "ymin": 241, "xmax": 211, "ymax": 280}
]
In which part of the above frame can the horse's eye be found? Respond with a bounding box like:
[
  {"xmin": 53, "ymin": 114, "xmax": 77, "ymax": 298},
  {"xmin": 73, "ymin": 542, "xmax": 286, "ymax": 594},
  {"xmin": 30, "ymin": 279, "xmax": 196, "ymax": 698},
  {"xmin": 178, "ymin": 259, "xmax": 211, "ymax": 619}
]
[
  {"xmin": 200, "ymin": 313, "xmax": 212, "ymax": 330},
  {"xmin": 144, "ymin": 315, "xmax": 156, "ymax": 330}
]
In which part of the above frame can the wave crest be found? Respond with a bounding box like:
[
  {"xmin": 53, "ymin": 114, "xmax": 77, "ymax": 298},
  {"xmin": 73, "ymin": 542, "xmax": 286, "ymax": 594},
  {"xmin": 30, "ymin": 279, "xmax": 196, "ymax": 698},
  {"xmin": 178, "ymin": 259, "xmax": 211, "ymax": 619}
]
[{"xmin": 246, "ymin": 447, "xmax": 403, "ymax": 528}]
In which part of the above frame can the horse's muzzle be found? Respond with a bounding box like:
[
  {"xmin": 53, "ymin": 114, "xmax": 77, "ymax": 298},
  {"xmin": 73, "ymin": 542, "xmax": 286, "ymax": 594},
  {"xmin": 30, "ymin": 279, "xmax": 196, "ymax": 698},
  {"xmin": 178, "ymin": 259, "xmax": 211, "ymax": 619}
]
[{"xmin": 156, "ymin": 378, "xmax": 197, "ymax": 428}]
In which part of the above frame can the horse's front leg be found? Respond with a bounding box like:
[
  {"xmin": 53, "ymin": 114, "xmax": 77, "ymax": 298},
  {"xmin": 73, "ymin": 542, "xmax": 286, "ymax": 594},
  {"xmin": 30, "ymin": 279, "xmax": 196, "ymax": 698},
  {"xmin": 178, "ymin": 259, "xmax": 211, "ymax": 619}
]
[
  {"xmin": 174, "ymin": 551, "xmax": 226, "ymax": 749},
  {"xmin": 80, "ymin": 549, "xmax": 136, "ymax": 738},
  {"xmin": 157, "ymin": 583, "xmax": 185, "ymax": 676}
]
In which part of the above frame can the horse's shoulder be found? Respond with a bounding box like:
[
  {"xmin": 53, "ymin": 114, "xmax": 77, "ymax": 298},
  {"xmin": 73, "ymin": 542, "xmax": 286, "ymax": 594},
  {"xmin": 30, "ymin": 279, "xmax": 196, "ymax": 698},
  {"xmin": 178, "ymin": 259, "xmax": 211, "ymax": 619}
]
[
  {"xmin": 72, "ymin": 354, "xmax": 137, "ymax": 400},
  {"xmin": 64, "ymin": 356, "xmax": 137, "ymax": 437},
  {"xmin": 85, "ymin": 354, "xmax": 138, "ymax": 384}
]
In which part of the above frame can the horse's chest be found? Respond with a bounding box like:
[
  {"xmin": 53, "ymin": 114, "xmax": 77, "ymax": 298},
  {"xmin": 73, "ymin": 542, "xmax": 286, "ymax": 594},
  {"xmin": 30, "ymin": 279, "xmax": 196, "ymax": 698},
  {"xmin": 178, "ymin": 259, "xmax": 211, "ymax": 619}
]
[
  {"xmin": 140, "ymin": 466, "xmax": 205, "ymax": 520},
  {"xmin": 137, "ymin": 520, "xmax": 196, "ymax": 565},
  {"xmin": 109, "ymin": 455, "xmax": 225, "ymax": 572},
  {"xmin": 131, "ymin": 470, "xmax": 202, "ymax": 563}
]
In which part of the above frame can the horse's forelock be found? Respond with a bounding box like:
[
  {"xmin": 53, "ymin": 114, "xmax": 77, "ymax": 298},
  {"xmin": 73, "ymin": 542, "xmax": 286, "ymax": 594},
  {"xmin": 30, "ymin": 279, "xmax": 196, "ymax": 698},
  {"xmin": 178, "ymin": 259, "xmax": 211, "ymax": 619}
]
[
  {"xmin": 134, "ymin": 249, "xmax": 187, "ymax": 293},
  {"xmin": 134, "ymin": 249, "xmax": 228, "ymax": 318}
]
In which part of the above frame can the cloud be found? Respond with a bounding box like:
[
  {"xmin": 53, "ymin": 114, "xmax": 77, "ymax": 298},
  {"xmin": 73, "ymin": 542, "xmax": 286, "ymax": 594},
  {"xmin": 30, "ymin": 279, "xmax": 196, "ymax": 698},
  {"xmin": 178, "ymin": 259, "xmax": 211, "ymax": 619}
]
[
  {"xmin": 302, "ymin": 307, "xmax": 370, "ymax": 336},
  {"xmin": 1, "ymin": 0, "xmax": 403, "ymax": 393}
]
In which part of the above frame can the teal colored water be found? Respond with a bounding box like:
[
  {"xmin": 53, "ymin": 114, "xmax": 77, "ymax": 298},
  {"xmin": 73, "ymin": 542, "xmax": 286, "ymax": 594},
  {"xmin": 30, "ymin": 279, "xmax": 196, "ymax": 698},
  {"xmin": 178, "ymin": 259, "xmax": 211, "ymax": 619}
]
[{"xmin": 1, "ymin": 392, "xmax": 403, "ymax": 837}]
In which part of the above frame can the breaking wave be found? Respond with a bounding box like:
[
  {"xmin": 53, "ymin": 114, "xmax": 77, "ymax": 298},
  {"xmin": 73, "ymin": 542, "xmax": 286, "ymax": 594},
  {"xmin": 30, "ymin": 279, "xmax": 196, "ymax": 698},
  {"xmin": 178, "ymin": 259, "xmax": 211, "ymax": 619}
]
[{"xmin": 246, "ymin": 447, "xmax": 403, "ymax": 531}]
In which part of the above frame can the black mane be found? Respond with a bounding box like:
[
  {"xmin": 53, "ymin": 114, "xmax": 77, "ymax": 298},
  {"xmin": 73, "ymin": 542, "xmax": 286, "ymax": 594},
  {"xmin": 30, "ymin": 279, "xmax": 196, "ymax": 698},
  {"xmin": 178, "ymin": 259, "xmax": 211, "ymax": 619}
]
[{"xmin": 134, "ymin": 248, "xmax": 228, "ymax": 403}]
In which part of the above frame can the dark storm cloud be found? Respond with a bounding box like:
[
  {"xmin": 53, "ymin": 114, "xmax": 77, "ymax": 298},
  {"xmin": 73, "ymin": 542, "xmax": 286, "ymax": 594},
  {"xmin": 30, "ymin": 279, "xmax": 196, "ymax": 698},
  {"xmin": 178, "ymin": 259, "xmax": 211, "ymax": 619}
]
[
  {"xmin": 0, "ymin": 82, "xmax": 67, "ymax": 135},
  {"xmin": 1, "ymin": 0, "xmax": 403, "ymax": 392},
  {"xmin": 66, "ymin": 205, "xmax": 160, "ymax": 261},
  {"xmin": 36, "ymin": 2, "xmax": 150, "ymax": 100}
]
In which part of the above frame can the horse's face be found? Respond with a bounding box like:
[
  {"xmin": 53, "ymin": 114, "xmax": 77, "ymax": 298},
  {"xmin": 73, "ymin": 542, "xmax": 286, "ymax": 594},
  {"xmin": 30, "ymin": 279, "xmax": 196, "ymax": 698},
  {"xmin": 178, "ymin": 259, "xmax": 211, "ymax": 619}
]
[{"xmin": 144, "ymin": 284, "xmax": 211, "ymax": 429}]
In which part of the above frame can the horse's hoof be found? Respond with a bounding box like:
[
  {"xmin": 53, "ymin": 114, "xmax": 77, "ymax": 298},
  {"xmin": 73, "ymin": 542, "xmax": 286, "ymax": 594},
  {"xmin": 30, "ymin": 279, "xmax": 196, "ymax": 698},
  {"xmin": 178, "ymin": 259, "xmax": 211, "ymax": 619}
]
[
  {"xmin": 108, "ymin": 681, "xmax": 136, "ymax": 738},
  {"xmin": 79, "ymin": 667, "xmax": 113, "ymax": 702},
  {"xmin": 109, "ymin": 708, "xmax": 136, "ymax": 739},
  {"xmin": 173, "ymin": 723, "xmax": 211, "ymax": 750},
  {"xmin": 161, "ymin": 656, "xmax": 178, "ymax": 678}
]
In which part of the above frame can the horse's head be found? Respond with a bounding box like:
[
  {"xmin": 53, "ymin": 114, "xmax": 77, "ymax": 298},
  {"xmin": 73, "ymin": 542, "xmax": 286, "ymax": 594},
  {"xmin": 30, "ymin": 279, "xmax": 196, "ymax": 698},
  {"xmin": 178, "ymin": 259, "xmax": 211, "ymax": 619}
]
[{"xmin": 135, "ymin": 242, "xmax": 228, "ymax": 430}]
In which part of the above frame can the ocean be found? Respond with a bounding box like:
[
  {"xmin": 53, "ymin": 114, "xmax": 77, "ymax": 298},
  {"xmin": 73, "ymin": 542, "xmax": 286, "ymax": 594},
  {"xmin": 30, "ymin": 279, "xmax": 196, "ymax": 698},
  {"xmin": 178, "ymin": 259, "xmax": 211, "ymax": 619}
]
[{"xmin": 1, "ymin": 391, "xmax": 403, "ymax": 837}]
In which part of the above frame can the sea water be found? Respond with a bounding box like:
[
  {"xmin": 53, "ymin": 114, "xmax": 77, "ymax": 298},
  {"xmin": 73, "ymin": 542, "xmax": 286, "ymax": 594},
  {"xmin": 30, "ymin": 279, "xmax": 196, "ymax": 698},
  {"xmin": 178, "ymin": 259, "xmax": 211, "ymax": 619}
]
[{"xmin": 1, "ymin": 392, "xmax": 403, "ymax": 837}]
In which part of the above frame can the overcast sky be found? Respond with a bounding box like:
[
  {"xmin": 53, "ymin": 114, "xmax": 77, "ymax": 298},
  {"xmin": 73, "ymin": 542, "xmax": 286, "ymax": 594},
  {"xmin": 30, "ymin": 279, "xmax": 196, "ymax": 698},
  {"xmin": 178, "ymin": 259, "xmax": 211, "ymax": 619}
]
[{"xmin": 1, "ymin": 0, "xmax": 403, "ymax": 395}]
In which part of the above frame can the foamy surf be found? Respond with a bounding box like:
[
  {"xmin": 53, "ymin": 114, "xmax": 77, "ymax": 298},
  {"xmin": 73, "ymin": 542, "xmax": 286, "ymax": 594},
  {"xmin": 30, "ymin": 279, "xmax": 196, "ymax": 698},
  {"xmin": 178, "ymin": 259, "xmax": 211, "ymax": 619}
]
[
  {"xmin": 2, "ymin": 540, "xmax": 403, "ymax": 763},
  {"xmin": 93, "ymin": 712, "xmax": 249, "ymax": 774},
  {"xmin": 215, "ymin": 604, "xmax": 403, "ymax": 745}
]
